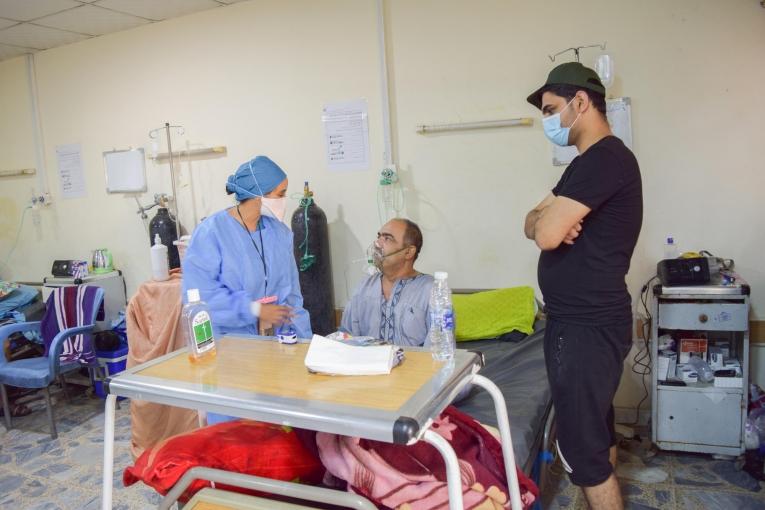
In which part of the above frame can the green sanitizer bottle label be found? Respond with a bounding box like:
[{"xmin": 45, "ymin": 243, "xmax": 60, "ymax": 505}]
[{"xmin": 192, "ymin": 311, "xmax": 214, "ymax": 350}]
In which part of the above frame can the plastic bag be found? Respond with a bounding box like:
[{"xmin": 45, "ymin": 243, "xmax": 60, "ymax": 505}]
[
  {"xmin": 745, "ymin": 417, "xmax": 760, "ymax": 450},
  {"xmin": 687, "ymin": 356, "xmax": 714, "ymax": 383}
]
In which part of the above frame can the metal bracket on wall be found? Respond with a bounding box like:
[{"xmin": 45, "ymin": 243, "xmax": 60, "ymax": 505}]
[
  {"xmin": 416, "ymin": 118, "xmax": 533, "ymax": 134},
  {"xmin": 0, "ymin": 168, "xmax": 35, "ymax": 178},
  {"xmin": 152, "ymin": 146, "xmax": 227, "ymax": 163}
]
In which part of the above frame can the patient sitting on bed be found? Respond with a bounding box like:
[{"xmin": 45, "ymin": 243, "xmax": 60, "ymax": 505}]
[{"xmin": 340, "ymin": 218, "xmax": 434, "ymax": 347}]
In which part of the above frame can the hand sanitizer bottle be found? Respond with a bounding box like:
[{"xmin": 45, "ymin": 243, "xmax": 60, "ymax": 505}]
[
  {"xmin": 150, "ymin": 234, "xmax": 170, "ymax": 281},
  {"xmin": 182, "ymin": 289, "xmax": 217, "ymax": 362}
]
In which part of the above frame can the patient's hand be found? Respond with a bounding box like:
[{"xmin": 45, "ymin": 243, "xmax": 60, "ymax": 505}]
[
  {"xmin": 563, "ymin": 221, "xmax": 582, "ymax": 245},
  {"xmin": 260, "ymin": 304, "xmax": 294, "ymax": 326}
]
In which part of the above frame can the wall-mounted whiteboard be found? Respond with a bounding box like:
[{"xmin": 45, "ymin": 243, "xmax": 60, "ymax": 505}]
[
  {"xmin": 103, "ymin": 148, "xmax": 147, "ymax": 193},
  {"xmin": 553, "ymin": 97, "xmax": 633, "ymax": 166}
]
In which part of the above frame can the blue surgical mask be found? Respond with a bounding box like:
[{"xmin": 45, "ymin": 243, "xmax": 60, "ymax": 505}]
[{"xmin": 542, "ymin": 97, "xmax": 581, "ymax": 147}]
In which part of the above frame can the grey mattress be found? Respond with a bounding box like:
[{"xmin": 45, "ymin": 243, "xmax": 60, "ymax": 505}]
[{"xmin": 454, "ymin": 324, "xmax": 550, "ymax": 470}]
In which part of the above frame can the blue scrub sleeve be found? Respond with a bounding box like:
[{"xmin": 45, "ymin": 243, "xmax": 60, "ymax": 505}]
[{"xmin": 183, "ymin": 227, "xmax": 256, "ymax": 333}]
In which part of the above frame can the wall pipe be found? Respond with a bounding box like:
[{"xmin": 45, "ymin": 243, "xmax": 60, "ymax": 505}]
[
  {"xmin": 376, "ymin": 0, "xmax": 394, "ymax": 168},
  {"xmin": 417, "ymin": 118, "xmax": 533, "ymax": 134},
  {"xmin": 26, "ymin": 55, "xmax": 48, "ymax": 194}
]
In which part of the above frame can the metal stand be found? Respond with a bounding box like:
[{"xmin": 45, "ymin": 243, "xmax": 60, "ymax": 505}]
[
  {"xmin": 148, "ymin": 123, "xmax": 184, "ymax": 241},
  {"xmin": 43, "ymin": 386, "xmax": 57, "ymax": 439}
]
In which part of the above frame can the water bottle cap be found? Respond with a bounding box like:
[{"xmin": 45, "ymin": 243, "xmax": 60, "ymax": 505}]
[
  {"xmin": 666, "ymin": 236, "xmax": 674, "ymax": 244},
  {"xmin": 154, "ymin": 233, "xmax": 162, "ymax": 245},
  {"xmin": 434, "ymin": 271, "xmax": 448, "ymax": 280},
  {"xmin": 187, "ymin": 289, "xmax": 201, "ymax": 302}
]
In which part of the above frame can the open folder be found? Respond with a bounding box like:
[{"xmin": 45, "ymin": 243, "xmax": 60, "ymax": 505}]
[{"xmin": 304, "ymin": 334, "xmax": 398, "ymax": 376}]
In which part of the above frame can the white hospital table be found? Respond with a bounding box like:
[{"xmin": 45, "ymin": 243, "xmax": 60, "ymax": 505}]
[{"xmin": 100, "ymin": 337, "xmax": 522, "ymax": 510}]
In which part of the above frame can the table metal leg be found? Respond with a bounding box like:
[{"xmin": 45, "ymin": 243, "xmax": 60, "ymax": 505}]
[
  {"xmin": 101, "ymin": 394, "xmax": 117, "ymax": 510},
  {"xmin": 471, "ymin": 374, "xmax": 523, "ymax": 510},
  {"xmin": 1, "ymin": 383, "xmax": 12, "ymax": 430},
  {"xmin": 422, "ymin": 429, "xmax": 464, "ymax": 510}
]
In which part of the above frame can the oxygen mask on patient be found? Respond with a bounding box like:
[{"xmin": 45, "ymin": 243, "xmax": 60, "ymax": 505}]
[
  {"xmin": 366, "ymin": 241, "xmax": 409, "ymax": 271},
  {"xmin": 367, "ymin": 243, "xmax": 384, "ymax": 270}
]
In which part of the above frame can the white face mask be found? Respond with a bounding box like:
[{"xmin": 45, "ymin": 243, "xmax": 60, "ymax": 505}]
[{"xmin": 261, "ymin": 197, "xmax": 287, "ymax": 222}]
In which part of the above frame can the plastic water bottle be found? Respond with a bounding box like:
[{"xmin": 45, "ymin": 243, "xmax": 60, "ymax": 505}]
[
  {"xmin": 428, "ymin": 272, "xmax": 455, "ymax": 361},
  {"xmin": 150, "ymin": 233, "xmax": 170, "ymax": 281},
  {"xmin": 182, "ymin": 289, "xmax": 217, "ymax": 362},
  {"xmin": 663, "ymin": 235, "xmax": 679, "ymax": 260}
]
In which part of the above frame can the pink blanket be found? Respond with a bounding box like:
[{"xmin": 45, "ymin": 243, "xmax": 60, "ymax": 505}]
[{"xmin": 317, "ymin": 406, "xmax": 538, "ymax": 509}]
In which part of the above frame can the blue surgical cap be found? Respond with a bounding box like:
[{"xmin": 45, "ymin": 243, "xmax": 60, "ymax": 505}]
[{"xmin": 226, "ymin": 155, "xmax": 287, "ymax": 201}]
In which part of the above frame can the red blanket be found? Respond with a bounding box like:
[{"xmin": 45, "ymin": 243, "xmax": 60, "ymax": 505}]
[
  {"xmin": 123, "ymin": 420, "xmax": 323, "ymax": 501},
  {"xmin": 317, "ymin": 406, "xmax": 538, "ymax": 509}
]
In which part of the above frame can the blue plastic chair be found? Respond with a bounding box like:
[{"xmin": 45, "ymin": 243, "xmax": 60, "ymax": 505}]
[{"xmin": 0, "ymin": 287, "xmax": 104, "ymax": 439}]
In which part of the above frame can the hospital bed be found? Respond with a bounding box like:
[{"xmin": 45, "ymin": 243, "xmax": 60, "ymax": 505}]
[
  {"xmin": 0, "ymin": 284, "xmax": 44, "ymax": 323},
  {"xmin": 454, "ymin": 322, "xmax": 555, "ymax": 479}
]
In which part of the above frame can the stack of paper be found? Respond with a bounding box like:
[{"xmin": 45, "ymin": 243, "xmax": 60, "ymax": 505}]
[{"xmin": 304, "ymin": 334, "xmax": 397, "ymax": 376}]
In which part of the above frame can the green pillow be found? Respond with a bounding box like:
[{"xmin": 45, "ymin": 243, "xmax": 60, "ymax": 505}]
[{"xmin": 452, "ymin": 286, "xmax": 535, "ymax": 342}]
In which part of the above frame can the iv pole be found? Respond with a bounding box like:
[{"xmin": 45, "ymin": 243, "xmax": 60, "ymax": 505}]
[
  {"xmin": 148, "ymin": 123, "xmax": 184, "ymax": 241},
  {"xmin": 548, "ymin": 42, "xmax": 607, "ymax": 62}
]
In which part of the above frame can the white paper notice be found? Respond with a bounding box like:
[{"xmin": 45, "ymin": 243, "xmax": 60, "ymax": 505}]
[
  {"xmin": 322, "ymin": 100, "xmax": 370, "ymax": 171},
  {"xmin": 56, "ymin": 143, "xmax": 87, "ymax": 199}
]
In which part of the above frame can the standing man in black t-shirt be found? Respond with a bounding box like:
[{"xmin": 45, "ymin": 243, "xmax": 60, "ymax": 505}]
[{"xmin": 524, "ymin": 62, "xmax": 643, "ymax": 510}]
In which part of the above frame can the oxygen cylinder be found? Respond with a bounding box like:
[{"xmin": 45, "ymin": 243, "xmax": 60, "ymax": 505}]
[
  {"xmin": 291, "ymin": 182, "xmax": 335, "ymax": 336},
  {"xmin": 149, "ymin": 207, "xmax": 180, "ymax": 269}
]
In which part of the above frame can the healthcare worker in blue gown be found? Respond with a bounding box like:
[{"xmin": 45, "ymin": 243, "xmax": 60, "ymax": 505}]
[
  {"xmin": 182, "ymin": 157, "xmax": 313, "ymax": 401},
  {"xmin": 183, "ymin": 154, "xmax": 311, "ymax": 338}
]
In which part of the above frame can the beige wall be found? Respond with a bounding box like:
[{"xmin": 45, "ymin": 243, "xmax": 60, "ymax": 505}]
[
  {"xmin": 0, "ymin": 0, "xmax": 763, "ymax": 410},
  {"xmin": 0, "ymin": 57, "xmax": 36, "ymax": 257}
]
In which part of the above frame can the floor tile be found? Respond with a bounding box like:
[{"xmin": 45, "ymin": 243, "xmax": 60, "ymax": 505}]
[
  {"xmin": 5, "ymin": 385, "xmax": 765, "ymax": 509},
  {"xmin": 677, "ymin": 488, "xmax": 765, "ymax": 509}
]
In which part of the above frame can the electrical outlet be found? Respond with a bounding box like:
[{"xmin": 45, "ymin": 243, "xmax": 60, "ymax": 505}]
[
  {"xmin": 30, "ymin": 192, "xmax": 53, "ymax": 209},
  {"xmin": 635, "ymin": 314, "xmax": 649, "ymax": 341}
]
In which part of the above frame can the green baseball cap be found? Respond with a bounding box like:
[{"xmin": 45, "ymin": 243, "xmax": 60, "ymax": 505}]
[{"xmin": 526, "ymin": 62, "xmax": 606, "ymax": 110}]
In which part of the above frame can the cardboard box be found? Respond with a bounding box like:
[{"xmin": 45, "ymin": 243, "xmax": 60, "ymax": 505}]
[
  {"xmin": 714, "ymin": 376, "xmax": 743, "ymax": 388},
  {"xmin": 709, "ymin": 347, "xmax": 724, "ymax": 369},
  {"xmin": 657, "ymin": 351, "xmax": 677, "ymax": 381},
  {"xmin": 714, "ymin": 340, "xmax": 731, "ymax": 360},
  {"xmin": 679, "ymin": 338, "xmax": 708, "ymax": 364}
]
